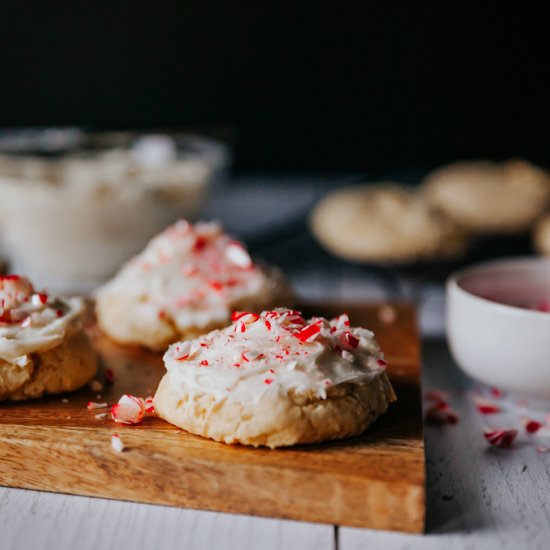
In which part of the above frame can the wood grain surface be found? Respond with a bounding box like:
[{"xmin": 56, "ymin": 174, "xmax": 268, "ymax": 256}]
[{"xmin": 0, "ymin": 302, "xmax": 424, "ymax": 532}]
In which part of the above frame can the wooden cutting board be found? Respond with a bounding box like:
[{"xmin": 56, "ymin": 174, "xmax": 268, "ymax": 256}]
[{"xmin": 0, "ymin": 302, "xmax": 424, "ymax": 533}]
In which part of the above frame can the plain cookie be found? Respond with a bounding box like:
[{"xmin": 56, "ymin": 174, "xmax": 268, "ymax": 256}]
[
  {"xmin": 310, "ymin": 184, "xmax": 468, "ymax": 263},
  {"xmin": 422, "ymin": 159, "xmax": 550, "ymax": 234}
]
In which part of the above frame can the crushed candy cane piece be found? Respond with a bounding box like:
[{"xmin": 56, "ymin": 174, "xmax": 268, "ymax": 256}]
[
  {"xmin": 520, "ymin": 416, "xmax": 542, "ymax": 434},
  {"xmin": 425, "ymin": 403, "xmax": 459, "ymax": 425},
  {"xmin": 31, "ymin": 293, "xmax": 48, "ymax": 307},
  {"xmin": 341, "ymin": 331, "xmax": 359, "ymax": 350},
  {"xmin": 294, "ymin": 321, "xmax": 322, "ymax": 343},
  {"xmin": 111, "ymin": 433, "xmax": 125, "ymax": 453},
  {"xmin": 484, "ymin": 428, "xmax": 518, "ymax": 449},
  {"xmin": 536, "ymin": 446, "xmax": 550, "ymax": 453},
  {"xmin": 20, "ymin": 316, "xmax": 31, "ymax": 328},
  {"xmin": 87, "ymin": 401, "xmax": 108, "ymax": 410},
  {"xmin": 330, "ymin": 313, "xmax": 350, "ymax": 330},
  {"xmin": 144, "ymin": 396, "xmax": 155, "ymax": 414},
  {"xmin": 225, "ymin": 242, "xmax": 253, "ymax": 268},
  {"xmin": 111, "ymin": 394, "xmax": 145, "ymax": 425},
  {"xmin": 231, "ymin": 311, "xmax": 249, "ymax": 322},
  {"xmin": 95, "ymin": 412, "xmax": 109, "ymax": 420},
  {"xmin": 424, "ymin": 389, "xmax": 450, "ymax": 403},
  {"xmin": 234, "ymin": 320, "xmax": 247, "ymax": 333},
  {"xmin": 473, "ymin": 396, "xmax": 502, "ymax": 415},
  {"xmin": 173, "ymin": 341, "xmax": 192, "ymax": 360}
]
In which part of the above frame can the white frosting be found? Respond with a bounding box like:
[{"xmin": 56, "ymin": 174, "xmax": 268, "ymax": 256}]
[
  {"xmin": 97, "ymin": 220, "xmax": 286, "ymax": 332},
  {"xmin": 163, "ymin": 308, "xmax": 387, "ymax": 402},
  {"xmin": 0, "ymin": 275, "xmax": 84, "ymax": 364}
]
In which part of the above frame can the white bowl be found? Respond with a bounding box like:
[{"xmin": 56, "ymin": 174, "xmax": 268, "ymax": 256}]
[
  {"xmin": 0, "ymin": 131, "xmax": 229, "ymax": 293},
  {"xmin": 447, "ymin": 257, "xmax": 550, "ymax": 399}
]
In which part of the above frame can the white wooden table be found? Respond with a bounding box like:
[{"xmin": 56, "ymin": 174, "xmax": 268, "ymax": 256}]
[{"xmin": 1, "ymin": 177, "xmax": 548, "ymax": 549}]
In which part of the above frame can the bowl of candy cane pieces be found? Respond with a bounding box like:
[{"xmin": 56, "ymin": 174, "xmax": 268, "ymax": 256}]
[{"xmin": 447, "ymin": 257, "xmax": 550, "ymax": 400}]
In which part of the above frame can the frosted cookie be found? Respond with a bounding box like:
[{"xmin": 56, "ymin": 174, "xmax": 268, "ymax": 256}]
[
  {"xmin": 310, "ymin": 185, "xmax": 468, "ymax": 263},
  {"xmin": 95, "ymin": 220, "xmax": 292, "ymax": 351},
  {"xmin": 422, "ymin": 160, "xmax": 550, "ymax": 234},
  {"xmin": 0, "ymin": 275, "xmax": 97, "ymax": 400},
  {"xmin": 154, "ymin": 308, "xmax": 396, "ymax": 448}
]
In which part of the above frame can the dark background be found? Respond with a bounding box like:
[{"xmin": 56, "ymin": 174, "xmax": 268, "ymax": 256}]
[{"xmin": 0, "ymin": 2, "xmax": 548, "ymax": 172}]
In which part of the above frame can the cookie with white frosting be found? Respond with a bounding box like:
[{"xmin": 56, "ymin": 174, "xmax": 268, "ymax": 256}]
[
  {"xmin": 95, "ymin": 220, "xmax": 292, "ymax": 351},
  {"xmin": 310, "ymin": 185, "xmax": 468, "ymax": 264},
  {"xmin": 154, "ymin": 308, "xmax": 396, "ymax": 448},
  {"xmin": 0, "ymin": 275, "xmax": 97, "ymax": 400},
  {"xmin": 422, "ymin": 159, "xmax": 550, "ymax": 234}
]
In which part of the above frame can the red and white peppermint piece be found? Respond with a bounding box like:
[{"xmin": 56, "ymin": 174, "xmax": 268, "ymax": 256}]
[
  {"xmin": 424, "ymin": 389, "xmax": 450, "ymax": 405},
  {"xmin": 241, "ymin": 312, "xmax": 260, "ymax": 324},
  {"xmin": 225, "ymin": 242, "xmax": 253, "ymax": 268},
  {"xmin": 281, "ymin": 310, "xmax": 305, "ymax": 325},
  {"xmin": 111, "ymin": 394, "xmax": 145, "ymax": 425},
  {"xmin": 425, "ymin": 402, "xmax": 459, "ymax": 425},
  {"xmin": 232, "ymin": 312, "xmax": 259, "ymax": 331},
  {"xmin": 174, "ymin": 342, "xmax": 192, "ymax": 361},
  {"xmin": 193, "ymin": 236, "xmax": 208, "ymax": 252},
  {"xmin": 231, "ymin": 310, "xmax": 248, "ymax": 322},
  {"xmin": 489, "ymin": 387, "xmax": 504, "ymax": 398},
  {"xmin": 473, "ymin": 396, "xmax": 502, "ymax": 415},
  {"xmin": 234, "ymin": 320, "xmax": 247, "ymax": 333},
  {"xmin": 20, "ymin": 316, "xmax": 32, "ymax": 328},
  {"xmin": 31, "ymin": 293, "xmax": 48, "ymax": 307},
  {"xmin": 340, "ymin": 330, "xmax": 359, "ymax": 350},
  {"xmin": 294, "ymin": 320, "xmax": 323, "ymax": 343},
  {"xmin": 520, "ymin": 416, "xmax": 543, "ymax": 434},
  {"xmin": 330, "ymin": 313, "xmax": 350, "ymax": 330},
  {"xmin": 483, "ymin": 428, "xmax": 518, "ymax": 449},
  {"xmin": 111, "ymin": 433, "xmax": 125, "ymax": 453},
  {"xmin": 144, "ymin": 396, "xmax": 155, "ymax": 414}
]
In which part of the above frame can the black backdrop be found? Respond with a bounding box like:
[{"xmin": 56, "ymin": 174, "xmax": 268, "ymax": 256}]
[{"xmin": 0, "ymin": 2, "xmax": 548, "ymax": 172}]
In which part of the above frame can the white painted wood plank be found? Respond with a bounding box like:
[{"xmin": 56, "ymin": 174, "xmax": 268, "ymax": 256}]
[
  {"xmin": 341, "ymin": 339, "xmax": 550, "ymax": 550},
  {"xmin": 0, "ymin": 487, "xmax": 334, "ymax": 550}
]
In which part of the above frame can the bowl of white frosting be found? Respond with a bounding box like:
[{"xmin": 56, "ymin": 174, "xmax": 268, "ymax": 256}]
[
  {"xmin": 447, "ymin": 257, "xmax": 550, "ymax": 400},
  {"xmin": 0, "ymin": 129, "xmax": 229, "ymax": 292}
]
